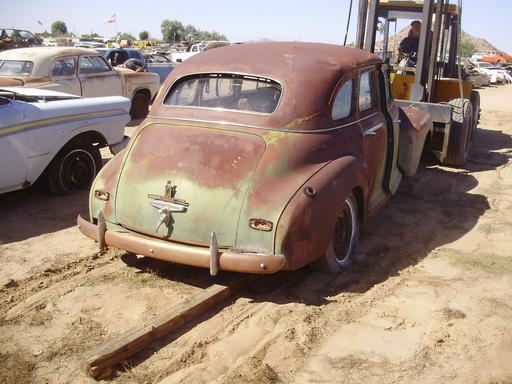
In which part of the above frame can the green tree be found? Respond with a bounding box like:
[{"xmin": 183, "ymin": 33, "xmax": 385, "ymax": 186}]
[
  {"xmin": 81, "ymin": 32, "xmax": 101, "ymax": 39},
  {"xmin": 120, "ymin": 32, "xmax": 136, "ymax": 41},
  {"xmin": 161, "ymin": 19, "xmax": 185, "ymax": 44},
  {"xmin": 460, "ymin": 39, "xmax": 476, "ymax": 58},
  {"xmin": 139, "ymin": 30, "xmax": 149, "ymax": 40},
  {"xmin": 160, "ymin": 19, "xmax": 228, "ymax": 44},
  {"xmin": 184, "ymin": 24, "xmax": 198, "ymax": 42},
  {"xmin": 51, "ymin": 21, "xmax": 68, "ymax": 36},
  {"xmin": 197, "ymin": 30, "xmax": 227, "ymax": 41}
]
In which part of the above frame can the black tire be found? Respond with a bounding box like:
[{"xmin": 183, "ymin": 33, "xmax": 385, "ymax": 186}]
[
  {"xmin": 444, "ymin": 98, "xmax": 473, "ymax": 167},
  {"xmin": 130, "ymin": 92, "xmax": 149, "ymax": 120},
  {"xmin": 470, "ymin": 90, "xmax": 480, "ymax": 139},
  {"xmin": 47, "ymin": 144, "xmax": 102, "ymax": 194},
  {"xmin": 310, "ymin": 192, "xmax": 359, "ymax": 274}
]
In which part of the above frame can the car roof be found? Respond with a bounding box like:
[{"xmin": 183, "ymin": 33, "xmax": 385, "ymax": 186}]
[
  {"xmin": 170, "ymin": 42, "xmax": 382, "ymax": 85},
  {"xmin": 157, "ymin": 42, "xmax": 383, "ymax": 130},
  {"xmin": 0, "ymin": 47, "xmax": 103, "ymax": 76},
  {"xmin": 0, "ymin": 46, "xmax": 100, "ymax": 62}
]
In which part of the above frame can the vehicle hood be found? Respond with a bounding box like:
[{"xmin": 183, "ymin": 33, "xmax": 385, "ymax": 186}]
[{"xmin": 109, "ymin": 120, "xmax": 323, "ymax": 250}]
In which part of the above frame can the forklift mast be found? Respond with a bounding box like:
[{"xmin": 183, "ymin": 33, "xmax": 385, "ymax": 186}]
[{"xmin": 356, "ymin": 0, "xmax": 461, "ymax": 103}]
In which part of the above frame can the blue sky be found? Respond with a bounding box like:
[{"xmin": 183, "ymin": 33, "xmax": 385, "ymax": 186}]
[{"xmin": 1, "ymin": 1, "xmax": 508, "ymax": 53}]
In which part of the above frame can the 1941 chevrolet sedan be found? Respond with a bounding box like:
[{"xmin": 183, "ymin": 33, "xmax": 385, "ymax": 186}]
[{"xmin": 78, "ymin": 42, "xmax": 433, "ymax": 275}]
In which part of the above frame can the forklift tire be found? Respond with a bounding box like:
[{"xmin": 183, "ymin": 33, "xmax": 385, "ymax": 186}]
[
  {"xmin": 470, "ymin": 90, "xmax": 480, "ymax": 139},
  {"xmin": 444, "ymin": 98, "xmax": 473, "ymax": 167}
]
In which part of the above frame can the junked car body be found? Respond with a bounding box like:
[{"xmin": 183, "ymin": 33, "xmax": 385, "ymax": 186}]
[
  {"xmin": 473, "ymin": 61, "xmax": 509, "ymax": 84},
  {"xmin": 78, "ymin": 42, "xmax": 433, "ymax": 275},
  {"xmin": 0, "ymin": 87, "xmax": 131, "ymax": 194},
  {"xmin": 0, "ymin": 47, "xmax": 160, "ymax": 119},
  {"xmin": 0, "ymin": 28, "xmax": 43, "ymax": 51}
]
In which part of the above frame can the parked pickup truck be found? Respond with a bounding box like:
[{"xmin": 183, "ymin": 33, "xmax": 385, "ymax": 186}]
[
  {"xmin": 96, "ymin": 47, "xmax": 174, "ymax": 84},
  {"xmin": 0, "ymin": 47, "xmax": 160, "ymax": 119},
  {"xmin": 170, "ymin": 41, "xmax": 231, "ymax": 63}
]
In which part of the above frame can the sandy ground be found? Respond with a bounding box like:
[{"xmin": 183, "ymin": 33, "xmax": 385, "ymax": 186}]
[{"xmin": 1, "ymin": 85, "xmax": 512, "ymax": 384}]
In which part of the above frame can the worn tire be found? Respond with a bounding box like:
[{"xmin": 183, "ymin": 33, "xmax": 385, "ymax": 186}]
[
  {"xmin": 130, "ymin": 92, "xmax": 150, "ymax": 120},
  {"xmin": 470, "ymin": 90, "xmax": 480, "ymax": 139},
  {"xmin": 444, "ymin": 98, "xmax": 473, "ymax": 167},
  {"xmin": 47, "ymin": 144, "xmax": 102, "ymax": 194},
  {"xmin": 310, "ymin": 192, "xmax": 359, "ymax": 274}
]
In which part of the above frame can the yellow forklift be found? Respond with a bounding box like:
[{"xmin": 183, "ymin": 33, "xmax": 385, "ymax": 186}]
[{"xmin": 356, "ymin": 0, "xmax": 480, "ymax": 166}]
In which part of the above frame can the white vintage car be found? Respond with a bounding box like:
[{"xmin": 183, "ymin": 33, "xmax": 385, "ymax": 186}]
[
  {"xmin": 0, "ymin": 87, "xmax": 131, "ymax": 194},
  {"xmin": 0, "ymin": 47, "xmax": 160, "ymax": 119},
  {"xmin": 473, "ymin": 61, "xmax": 511, "ymax": 84}
]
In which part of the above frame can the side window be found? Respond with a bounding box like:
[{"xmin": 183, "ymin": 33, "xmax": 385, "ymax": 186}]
[
  {"xmin": 79, "ymin": 56, "xmax": 111, "ymax": 74},
  {"xmin": 332, "ymin": 80, "xmax": 353, "ymax": 120},
  {"xmin": 359, "ymin": 70, "xmax": 377, "ymax": 112},
  {"xmin": 51, "ymin": 58, "xmax": 76, "ymax": 76}
]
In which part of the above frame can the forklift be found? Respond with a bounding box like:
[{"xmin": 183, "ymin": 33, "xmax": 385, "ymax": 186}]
[{"xmin": 356, "ymin": 0, "xmax": 480, "ymax": 166}]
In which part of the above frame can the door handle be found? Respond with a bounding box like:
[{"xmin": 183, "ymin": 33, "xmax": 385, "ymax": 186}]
[{"xmin": 362, "ymin": 123, "xmax": 384, "ymax": 136}]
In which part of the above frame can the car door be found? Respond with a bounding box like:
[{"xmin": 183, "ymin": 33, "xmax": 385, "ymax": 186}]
[
  {"xmin": 78, "ymin": 55, "xmax": 123, "ymax": 97},
  {"xmin": 49, "ymin": 57, "xmax": 81, "ymax": 96},
  {"xmin": 0, "ymin": 99, "xmax": 28, "ymax": 192},
  {"xmin": 357, "ymin": 67, "xmax": 390, "ymax": 213}
]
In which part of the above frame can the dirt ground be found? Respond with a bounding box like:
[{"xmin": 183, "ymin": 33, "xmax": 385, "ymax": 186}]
[{"xmin": 1, "ymin": 84, "xmax": 512, "ymax": 384}]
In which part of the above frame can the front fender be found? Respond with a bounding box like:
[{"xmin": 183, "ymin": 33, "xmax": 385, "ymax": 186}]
[
  {"xmin": 275, "ymin": 155, "xmax": 368, "ymax": 271},
  {"xmin": 398, "ymin": 107, "xmax": 433, "ymax": 178}
]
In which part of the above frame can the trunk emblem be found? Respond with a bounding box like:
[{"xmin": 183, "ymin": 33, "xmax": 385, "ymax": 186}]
[{"xmin": 149, "ymin": 181, "xmax": 189, "ymax": 232}]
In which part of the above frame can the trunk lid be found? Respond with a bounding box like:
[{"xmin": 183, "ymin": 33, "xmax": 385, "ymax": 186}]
[{"xmin": 114, "ymin": 122, "xmax": 266, "ymax": 247}]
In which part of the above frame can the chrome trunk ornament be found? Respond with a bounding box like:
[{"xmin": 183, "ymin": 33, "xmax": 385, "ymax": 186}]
[{"xmin": 149, "ymin": 181, "xmax": 189, "ymax": 232}]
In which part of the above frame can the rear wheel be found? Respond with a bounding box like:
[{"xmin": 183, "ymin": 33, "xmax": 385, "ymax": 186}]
[
  {"xmin": 130, "ymin": 92, "xmax": 150, "ymax": 120},
  {"xmin": 310, "ymin": 192, "xmax": 359, "ymax": 274},
  {"xmin": 47, "ymin": 144, "xmax": 102, "ymax": 194},
  {"xmin": 444, "ymin": 98, "xmax": 473, "ymax": 167}
]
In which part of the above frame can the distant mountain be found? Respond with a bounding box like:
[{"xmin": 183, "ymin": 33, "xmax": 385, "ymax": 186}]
[
  {"xmin": 460, "ymin": 30, "xmax": 499, "ymax": 53},
  {"xmin": 375, "ymin": 28, "xmax": 500, "ymax": 54}
]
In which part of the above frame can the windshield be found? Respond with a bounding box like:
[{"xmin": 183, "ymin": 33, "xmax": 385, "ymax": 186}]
[
  {"xmin": 17, "ymin": 30, "xmax": 36, "ymax": 39},
  {"xmin": 0, "ymin": 60, "xmax": 34, "ymax": 76},
  {"xmin": 163, "ymin": 74, "xmax": 282, "ymax": 114}
]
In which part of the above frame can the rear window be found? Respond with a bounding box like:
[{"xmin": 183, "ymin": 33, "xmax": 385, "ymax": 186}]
[
  {"xmin": 163, "ymin": 74, "xmax": 282, "ymax": 114},
  {"xmin": 0, "ymin": 60, "xmax": 34, "ymax": 76}
]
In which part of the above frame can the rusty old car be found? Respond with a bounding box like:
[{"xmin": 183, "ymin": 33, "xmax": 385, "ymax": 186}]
[
  {"xmin": 0, "ymin": 47, "xmax": 160, "ymax": 119},
  {"xmin": 77, "ymin": 42, "xmax": 433, "ymax": 275}
]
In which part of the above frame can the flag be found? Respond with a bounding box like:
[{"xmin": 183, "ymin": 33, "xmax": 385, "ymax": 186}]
[
  {"xmin": 38, "ymin": 21, "xmax": 42, "ymax": 26},
  {"xmin": 104, "ymin": 14, "xmax": 116, "ymax": 24}
]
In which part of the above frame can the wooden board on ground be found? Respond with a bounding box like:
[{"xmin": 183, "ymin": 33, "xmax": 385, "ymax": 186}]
[{"xmin": 81, "ymin": 273, "xmax": 262, "ymax": 379}]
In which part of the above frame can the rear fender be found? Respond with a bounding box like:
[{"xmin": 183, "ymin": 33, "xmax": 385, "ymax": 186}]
[
  {"xmin": 398, "ymin": 107, "xmax": 433, "ymax": 178},
  {"xmin": 275, "ymin": 155, "xmax": 368, "ymax": 271}
]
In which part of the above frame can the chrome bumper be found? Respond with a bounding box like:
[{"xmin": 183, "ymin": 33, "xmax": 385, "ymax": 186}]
[
  {"xmin": 109, "ymin": 135, "xmax": 130, "ymax": 155},
  {"xmin": 77, "ymin": 214, "xmax": 286, "ymax": 275}
]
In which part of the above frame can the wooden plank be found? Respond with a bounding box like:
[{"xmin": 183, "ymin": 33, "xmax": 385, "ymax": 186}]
[{"xmin": 81, "ymin": 273, "xmax": 262, "ymax": 379}]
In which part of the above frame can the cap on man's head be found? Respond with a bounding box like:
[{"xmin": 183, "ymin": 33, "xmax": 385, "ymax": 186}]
[{"xmin": 410, "ymin": 20, "xmax": 421, "ymax": 26}]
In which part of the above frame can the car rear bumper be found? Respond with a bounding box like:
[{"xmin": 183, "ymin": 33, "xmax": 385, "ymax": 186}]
[{"xmin": 77, "ymin": 214, "xmax": 286, "ymax": 275}]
